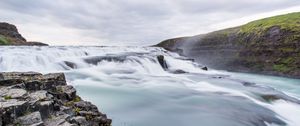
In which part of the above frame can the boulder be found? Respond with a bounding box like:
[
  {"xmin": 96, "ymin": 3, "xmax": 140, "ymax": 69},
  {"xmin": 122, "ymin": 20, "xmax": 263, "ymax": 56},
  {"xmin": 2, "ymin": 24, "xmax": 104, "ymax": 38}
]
[
  {"xmin": 171, "ymin": 69, "xmax": 187, "ymax": 74},
  {"xmin": 201, "ymin": 66, "xmax": 208, "ymax": 71},
  {"xmin": 3, "ymin": 88, "xmax": 27, "ymax": 99},
  {"xmin": 70, "ymin": 116, "xmax": 88, "ymax": 125},
  {"xmin": 0, "ymin": 72, "xmax": 111, "ymax": 126},
  {"xmin": 38, "ymin": 101, "xmax": 54, "ymax": 119},
  {"xmin": 0, "ymin": 99, "xmax": 29, "ymax": 124},
  {"xmin": 29, "ymin": 90, "xmax": 49, "ymax": 101},
  {"xmin": 15, "ymin": 111, "xmax": 43, "ymax": 126},
  {"xmin": 157, "ymin": 55, "xmax": 168, "ymax": 70}
]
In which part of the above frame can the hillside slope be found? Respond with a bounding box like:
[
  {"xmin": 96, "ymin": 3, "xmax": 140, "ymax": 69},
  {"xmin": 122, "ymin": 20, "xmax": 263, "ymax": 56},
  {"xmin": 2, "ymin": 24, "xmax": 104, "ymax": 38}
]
[
  {"xmin": 156, "ymin": 12, "xmax": 300, "ymax": 78},
  {"xmin": 0, "ymin": 22, "xmax": 48, "ymax": 46}
]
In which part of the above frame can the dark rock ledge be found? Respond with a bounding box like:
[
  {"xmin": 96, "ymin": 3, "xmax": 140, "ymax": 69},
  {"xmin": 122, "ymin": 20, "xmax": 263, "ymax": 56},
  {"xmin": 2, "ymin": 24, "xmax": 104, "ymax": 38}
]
[{"xmin": 0, "ymin": 72, "xmax": 111, "ymax": 126}]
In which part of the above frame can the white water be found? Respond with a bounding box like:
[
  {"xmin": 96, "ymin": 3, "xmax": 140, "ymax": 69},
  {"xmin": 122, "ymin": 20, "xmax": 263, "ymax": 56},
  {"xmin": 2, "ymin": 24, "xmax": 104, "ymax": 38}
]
[{"xmin": 1, "ymin": 46, "xmax": 300, "ymax": 126}]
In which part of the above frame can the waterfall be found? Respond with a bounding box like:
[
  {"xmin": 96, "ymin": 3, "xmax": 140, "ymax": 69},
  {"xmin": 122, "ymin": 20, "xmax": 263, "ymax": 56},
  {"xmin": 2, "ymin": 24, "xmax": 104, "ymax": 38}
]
[{"xmin": 1, "ymin": 46, "xmax": 300, "ymax": 126}]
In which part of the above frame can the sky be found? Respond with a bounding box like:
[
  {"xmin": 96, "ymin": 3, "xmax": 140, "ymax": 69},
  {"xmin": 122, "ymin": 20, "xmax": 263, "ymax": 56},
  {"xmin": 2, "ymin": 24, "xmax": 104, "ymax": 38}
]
[{"xmin": 0, "ymin": 0, "xmax": 300, "ymax": 46}]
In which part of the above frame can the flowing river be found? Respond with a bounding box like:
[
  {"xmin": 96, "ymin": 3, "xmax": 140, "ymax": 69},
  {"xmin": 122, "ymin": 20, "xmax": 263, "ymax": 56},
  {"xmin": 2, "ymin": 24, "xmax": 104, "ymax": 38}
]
[{"xmin": 0, "ymin": 46, "xmax": 300, "ymax": 126}]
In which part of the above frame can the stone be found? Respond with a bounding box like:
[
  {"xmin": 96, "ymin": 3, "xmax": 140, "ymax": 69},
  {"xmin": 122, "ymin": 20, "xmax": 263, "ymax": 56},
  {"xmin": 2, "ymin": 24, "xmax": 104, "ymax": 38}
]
[
  {"xmin": 60, "ymin": 85, "xmax": 76, "ymax": 100},
  {"xmin": 0, "ymin": 114, "xmax": 2, "ymax": 126},
  {"xmin": 0, "ymin": 72, "xmax": 43, "ymax": 81},
  {"xmin": 4, "ymin": 88, "xmax": 27, "ymax": 99},
  {"xmin": 29, "ymin": 90, "xmax": 48, "ymax": 101},
  {"xmin": 171, "ymin": 69, "xmax": 187, "ymax": 74},
  {"xmin": 59, "ymin": 121, "xmax": 77, "ymax": 126},
  {"xmin": 38, "ymin": 101, "xmax": 54, "ymax": 119},
  {"xmin": 70, "ymin": 116, "xmax": 88, "ymax": 126},
  {"xmin": 15, "ymin": 111, "xmax": 43, "ymax": 125},
  {"xmin": 0, "ymin": 99, "xmax": 29, "ymax": 124},
  {"xmin": 201, "ymin": 66, "xmax": 208, "ymax": 71},
  {"xmin": 0, "ymin": 22, "xmax": 27, "ymax": 43},
  {"xmin": 63, "ymin": 61, "xmax": 77, "ymax": 69},
  {"xmin": 157, "ymin": 55, "xmax": 168, "ymax": 70},
  {"xmin": 0, "ymin": 72, "xmax": 111, "ymax": 126},
  {"xmin": 74, "ymin": 101, "xmax": 98, "ymax": 112}
]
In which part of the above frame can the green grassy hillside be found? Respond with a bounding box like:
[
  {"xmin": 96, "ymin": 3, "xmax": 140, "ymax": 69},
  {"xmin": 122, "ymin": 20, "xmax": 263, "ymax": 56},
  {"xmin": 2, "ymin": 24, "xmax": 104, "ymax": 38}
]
[
  {"xmin": 157, "ymin": 12, "xmax": 300, "ymax": 78},
  {"xmin": 240, "ymin": 12, "xmax": 300, "ymax": 34}
]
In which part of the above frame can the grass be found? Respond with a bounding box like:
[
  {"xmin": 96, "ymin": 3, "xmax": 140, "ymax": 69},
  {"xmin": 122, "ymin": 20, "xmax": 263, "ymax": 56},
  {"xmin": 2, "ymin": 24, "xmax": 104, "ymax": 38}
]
[
  {"xmin": 4, "ymin": 95, "xmax": 12, "ymax": 100},
  {"xmin": 239, "ymin": 12, "xmax": 300, "ymax": 34},
  {"xmin": 273, "ymin": 64, "xmax": 291, "ymax": 72},
  {"xmin": 0, "ymin": 35, "xmax": 10, "ymax": 45}
]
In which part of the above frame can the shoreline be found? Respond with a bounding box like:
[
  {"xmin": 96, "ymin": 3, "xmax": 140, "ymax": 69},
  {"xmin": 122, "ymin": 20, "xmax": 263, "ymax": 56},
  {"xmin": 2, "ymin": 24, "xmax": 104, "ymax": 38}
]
[{"xmin": 0, "ymin": 72, "xmax": 111, "ymax": 126}]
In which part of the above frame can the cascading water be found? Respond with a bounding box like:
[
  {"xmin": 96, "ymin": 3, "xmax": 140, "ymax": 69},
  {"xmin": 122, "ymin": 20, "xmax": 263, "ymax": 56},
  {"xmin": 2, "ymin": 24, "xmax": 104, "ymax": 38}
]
[{"xmin": 0, "ymin": 46, "xmax": 300, "ymax": 126}]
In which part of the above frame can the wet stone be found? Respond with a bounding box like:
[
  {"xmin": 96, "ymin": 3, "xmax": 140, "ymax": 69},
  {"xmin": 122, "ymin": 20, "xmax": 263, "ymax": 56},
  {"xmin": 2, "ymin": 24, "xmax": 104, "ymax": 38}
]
[{"xmin": 15, "ymin": 111, "xmax": 43, "ymax": 126}]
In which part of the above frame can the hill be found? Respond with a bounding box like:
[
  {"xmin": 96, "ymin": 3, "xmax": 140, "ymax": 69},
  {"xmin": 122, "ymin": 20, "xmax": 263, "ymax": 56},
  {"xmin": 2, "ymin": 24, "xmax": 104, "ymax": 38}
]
[
  {"xmin": 156, "ymin": 12, "xmax": 300, "ymax": 78},
  {"xmin": 0, "ymin": 22, "xmax": 48, "ymax": 46}
]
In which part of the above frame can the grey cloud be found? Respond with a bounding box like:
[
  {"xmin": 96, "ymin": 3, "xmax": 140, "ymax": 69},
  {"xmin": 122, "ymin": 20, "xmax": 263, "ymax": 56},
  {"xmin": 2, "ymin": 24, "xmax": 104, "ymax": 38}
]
[{"xmin": 0, "ymin": 0, "xmax": 299, "ymax": 46}]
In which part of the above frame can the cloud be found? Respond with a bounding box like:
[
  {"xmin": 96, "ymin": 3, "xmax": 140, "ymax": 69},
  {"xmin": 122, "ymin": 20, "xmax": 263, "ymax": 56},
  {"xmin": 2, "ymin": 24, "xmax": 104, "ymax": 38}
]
[{"xmin": 0, "ymin": 0, "xmax": 299, "ymax": 46}]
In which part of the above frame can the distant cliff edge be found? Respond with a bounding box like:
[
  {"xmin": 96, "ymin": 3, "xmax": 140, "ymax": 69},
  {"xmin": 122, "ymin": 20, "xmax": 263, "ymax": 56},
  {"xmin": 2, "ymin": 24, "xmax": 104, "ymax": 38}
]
[
  {"xmin": 156, "ymin": 12, "xmax": 300, "ymax": 78},
  {"xmin": 0, "ymin": 22, "xmax": 48, "ymax": 46}
]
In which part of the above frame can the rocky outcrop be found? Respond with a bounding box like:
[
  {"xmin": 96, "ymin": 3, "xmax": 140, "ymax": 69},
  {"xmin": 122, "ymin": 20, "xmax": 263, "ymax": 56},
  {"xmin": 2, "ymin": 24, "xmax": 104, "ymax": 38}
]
[
  {"xmin": 0, "ymin": 22, "xmax": 48, "ymax": 46},
  {"xmin": 0, "ymin": 72, "xmax": 111, "ymax": 126},
  {"xmin": 156, "ymin": 12, "xmax": 300, "ymax": 78}
]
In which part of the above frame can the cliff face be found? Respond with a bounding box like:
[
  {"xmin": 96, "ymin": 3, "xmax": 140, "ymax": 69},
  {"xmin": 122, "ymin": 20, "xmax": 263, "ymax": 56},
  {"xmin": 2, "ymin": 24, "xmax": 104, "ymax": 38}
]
[
  {"xmin": 156, "ymin": 12, "xmax": 300, "ymax": 78},
  {"xmin": 0, "ymin": 22, "xmax": 48, "ymax": 46}
]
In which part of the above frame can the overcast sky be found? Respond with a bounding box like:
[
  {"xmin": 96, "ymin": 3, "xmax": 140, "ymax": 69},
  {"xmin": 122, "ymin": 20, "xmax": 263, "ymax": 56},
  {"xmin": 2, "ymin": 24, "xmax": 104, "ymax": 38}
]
[{"xmin": 0, "ymin": 0, "xmax": 300, "ymax": 46}]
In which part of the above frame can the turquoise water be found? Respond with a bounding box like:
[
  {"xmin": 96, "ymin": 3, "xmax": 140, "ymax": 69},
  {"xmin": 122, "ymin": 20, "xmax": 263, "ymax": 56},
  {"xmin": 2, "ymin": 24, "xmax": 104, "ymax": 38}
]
[{"xmin": 0, "ymin": 46, "xmax": 299, "ymax": 126}]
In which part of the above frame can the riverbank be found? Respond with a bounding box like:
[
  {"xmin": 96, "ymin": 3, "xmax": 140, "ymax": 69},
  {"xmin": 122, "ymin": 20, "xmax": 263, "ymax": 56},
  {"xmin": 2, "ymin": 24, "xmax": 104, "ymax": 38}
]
[{"xmin": 0, "ymin": 72, "xmax": 111, "ymax": 126}]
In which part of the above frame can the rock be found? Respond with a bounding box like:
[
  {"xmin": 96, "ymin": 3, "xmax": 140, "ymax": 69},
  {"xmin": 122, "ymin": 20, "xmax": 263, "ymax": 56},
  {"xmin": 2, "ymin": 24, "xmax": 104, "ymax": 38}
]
[
  {"xmin": 4, "ymin": 88, "xmax": 27, "ymax": 99},
  {"xmin": 261, "ymin": 94, "xmax": 281, "ymax": 102},
  {"xmin": 155, "ymin": 13, "xmax": 300, "ymax": 79},
  {"xmin": 0, "ymin": 99, "xmax": 29, "ymax": 124},
  {"xmin": 15, "ymin": 111, "xmax": 43, "ymax": 125},
  {"xmin": 0, "ymin": 114, "xmax": 2, "ymax": 126},
  {"xmin": 25, "ymin": 41, "xmax": 49, "ymax": 46},
  {"xmin": 0, "ymin": 22, "xmax": 26, "ymax": 44},
  {"xmin": 0, "ymin": 22, "xmax": 48, "ymax": 46},
  {"xmin": 0, "ymin": 72, "xmax": 111, "ymax": 126},
  {"xmin": 29, "ymin": 90, "xmax": 49, "ymax": 101},
  {"xmin": 44, "ymin": 114, "xmax": 70, "ymax": 126},
  {"xmin": 70, "ymin": 116, "xmax": 88, "ymax": 125},
  {"xmin": 59, "ymin": 121, "xmax": 76, "ymax": 126},
  {"xmin": 0, "ymin": 72, "xmax": 43, "ymax": 81},
  {"xmin": 60, "ymin": 85, "xmax": 76, "ymax": 101},
  {"xmin": 74, "ymin": 101, "xmax": 99, "ymax": 112},
  {"xmin": 157, "ymin": 55, "xmax": 168, "ymax": 70},
  {"xmin": 242, "ymin": 82, "xmax": 256, "ymax": 86},
  {"xmin": 63, "ymin": 61, "xmax": 77, "ymax": 69},
  {"xmin": 24, "ymin": 73, "xmax": 67, "ymax": 91},
  {"xmin": 171, "ymin": 69, "xmax": 187, "ymax": 74},
  {"xmin": 38, "ymin": 101, "xmax": 54, "ymax": 119},
  {"xmin": 201, "ymin": 66, "xmax": 208, "ymax": 71}
]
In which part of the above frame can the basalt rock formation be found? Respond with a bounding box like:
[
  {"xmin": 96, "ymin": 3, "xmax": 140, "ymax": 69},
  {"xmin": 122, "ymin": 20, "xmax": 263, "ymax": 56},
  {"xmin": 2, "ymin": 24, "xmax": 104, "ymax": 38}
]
[
  {"xmin": 156, "ymin": 12, "xmax": 300, "ymax": 78},
  {"xmin": 0, "ymin": 22, "xmax": 48, "ymax": 46},
  {"xmin": 0, "ymin": 72, "xmax": 111, "ymax": 126}
]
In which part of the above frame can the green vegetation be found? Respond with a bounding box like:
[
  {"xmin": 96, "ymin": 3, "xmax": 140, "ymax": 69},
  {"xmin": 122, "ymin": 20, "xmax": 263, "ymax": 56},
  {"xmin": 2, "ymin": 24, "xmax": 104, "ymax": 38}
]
[
  {"xmin": 0, "ymin": 35, "xmax": 10, "ymax": 45},
  {"xmin": 74, "ymin": 107, "xmax": 81, "ymax": 114},
  {"xmin": 4, "ymin": 95, "xmax": 12, "ymax": 100},
  {"xmin": 239, "ymin": 12, "xmax": 300, "ymax": 34},
  {"xmin": 74, "ymin": 96, "xmax": 81, "ymax": 102},
  {"xmin": 157, "ymin": 12, "xmax": 300, "ymax": 77},
  {"xmin": 273, "ymin": 64, "xmax": 292, "ymax": 72}
]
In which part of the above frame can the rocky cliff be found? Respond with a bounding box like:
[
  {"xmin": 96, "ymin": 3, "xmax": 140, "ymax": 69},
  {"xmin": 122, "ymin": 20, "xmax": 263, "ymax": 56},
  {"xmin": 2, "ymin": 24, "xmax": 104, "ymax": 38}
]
[
  {"xmin": 0, "ymin": 72, "xmax": 111, "ymax": 126},
  {"xmin": 0, "ymin": 22, "xmax": 48, "ymax": 46},
  {"xmin": 156, "ymin": 12, "xmax": 300, "ymax": 78}
]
